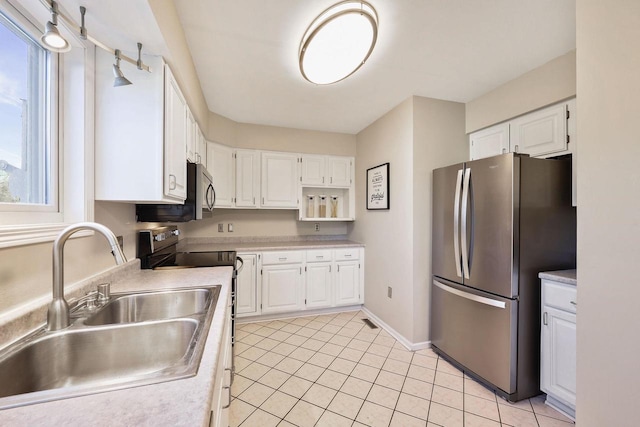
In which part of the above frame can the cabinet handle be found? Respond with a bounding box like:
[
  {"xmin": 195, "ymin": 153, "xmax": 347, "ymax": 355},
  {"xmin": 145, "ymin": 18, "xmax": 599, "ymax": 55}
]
[
  {"xmin": 279, "ymin": 257, "xmax": 287, "ymax": 261},
  {"xmin": 253, "ymin": 197, "xmax": 256, "ymax": 205},
  {"xmin": 344, "ymin": 254, "xmax": 352, "ymax": 257},
  {"xmin": 338, "ymin": 265, "xmax": 340, "ymax": 272},
  {"xmin": 514, "ymin": 145, "xmax": 519, "ymax": 152},
  {"xmin": 329, "ymin": 265, "xmax": 331, "ymax": 272},
  {"xmin": 316, "ymin": 255, "xmax": 323, "ymax": 259},
  {"xmin": 322, "ymin": 177, "xmax": 325, "ymax": 184},
  {"xmin": 221, "ymin": 386, "xmax": 231, "ymax": 409},
  {"xmin": 262, "ymin": 197, "xmax": 265, "ymax": 205},
  {"xmin": 570, "ymin": 301, "xmax": 577, "ymax": 307},
  {"xmin": 543, "ymin": 312, "xmax": 548, "ymax": 325},
  {"xmin": 169, "ymin": 174, "xmax": 177, "ymax": 190},
  {"xmin": 331, "ymin": 177, "xmax": 333, "ymax": 184},
  {"xmin": 502, "ymin": 148, "xmax": 507, "ymax": 154}
]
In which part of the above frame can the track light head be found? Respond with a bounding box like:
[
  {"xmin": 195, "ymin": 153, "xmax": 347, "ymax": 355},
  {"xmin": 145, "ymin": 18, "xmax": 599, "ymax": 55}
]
[
  {"xmin": 40, "ymin": 1, "xmax": 71, "ymax": 52},
  {"xmin": 113, "ymin": 49, "xmax": 132, "ymax": 87}
]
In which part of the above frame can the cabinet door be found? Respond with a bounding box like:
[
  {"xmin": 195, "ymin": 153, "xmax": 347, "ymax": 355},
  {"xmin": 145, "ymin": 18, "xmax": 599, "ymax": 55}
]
[
  {"xmin": 195, "ymin": 125, "xmax": 205, "ymax": 164},
  {"xmin": 207, "ymin": 142, "xmax": 235, "ymax": 208},
  {"xmin": 235, "ymin": 150, "xmax": 260, "ymax": 208},
  {"xmin": 261, "ymin": 152, "xmax": 299, "ymax": 208},
  {"xmin": 328, "ymin": 156, "xmax": 351, "ymax": 187},
  {"xmin": 306, "ymin": 263, "xmax": 332, "ymax": 308},
  {"xmin": 237, "ymin": 254, "xmax": 258, "ymax": 316},
  {"xmin": 164, "ymin": 66, "xmax": 187, "ymax": 200},
  {"xmin": 469, "ymin": 123, "xmax": 509, "ymax": 161},
  {"xmin": 262, "ymin": 264, "xmax": 303, "ymax": 314},
  {"xmin": 335, "ymin": 261, "xmax": 360, "ymax": 305},
  {"xmin": 510, "ymin": 103, "xmax": 567, "ymax": 157},
  {"xmin": 186, "ymin": 110, "xmax": 196, "ymax": 162},
  {"xmin": 541, "ymin": 305, "xmax": 577, "ymax": 407},
  {"xmin": 301, "ymin": 155, "xmax": 326, "ymax": 185}
]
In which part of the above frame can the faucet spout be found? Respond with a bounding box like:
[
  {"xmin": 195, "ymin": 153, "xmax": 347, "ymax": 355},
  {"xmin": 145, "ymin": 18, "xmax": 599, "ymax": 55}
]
[{"xmin": 48, "ymin": 222, "xmax": 127, "ymax": 331}]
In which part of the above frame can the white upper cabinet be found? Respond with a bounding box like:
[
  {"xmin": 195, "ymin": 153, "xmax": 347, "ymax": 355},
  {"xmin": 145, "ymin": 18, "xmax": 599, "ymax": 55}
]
[
  {"xmin": 327, "ymin": 156, "xmax": 352, "ymax": 187},
  {"xmin": 261, "ymin": 151, "xmax": 299, "ymax": 208},
  {"xmin": 235, "ymin": 150, "xmax": 260, "ymax": 208},
  {"xmin": 207, "ymin": 142, "xmax": 235, "ymax": 208},
  {"xmin": 301, "ymin": 155, "xmax": 326, "ymax": 185},
  {"xmin": 164, "ymin": 68, "xmax": 188, "ymax": 200},
  {"xmin": 195, "ymin": 126, "xmax": 206, "ymax": 164},
  {"xmin": 301, "ymin": 155, "xmax": 352, "ymax": 187},
  {"xmin": 511, "ymin": 103, "xmax": 568, "ymax": 157},
  {"xmin": 469, "ymin": 123, "xmax": 509, "ymax": 160},
  {"xmin": 186, "ymin": 109, "xmax": 196, "ymax": 163}
]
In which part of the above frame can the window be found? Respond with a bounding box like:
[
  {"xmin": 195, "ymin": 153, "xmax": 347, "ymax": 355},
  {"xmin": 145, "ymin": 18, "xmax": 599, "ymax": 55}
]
[{"xmin": 0, "ymin": 9, "xmax": 55, "ymax": 209}]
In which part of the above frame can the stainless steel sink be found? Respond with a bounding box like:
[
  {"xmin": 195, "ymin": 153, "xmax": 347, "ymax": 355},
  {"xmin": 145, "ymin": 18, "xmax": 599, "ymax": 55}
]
[
  {"xmin": 0, "ymin": 285, "xmax": 220, "ymax": 409},
  {"xmin": 84, "ymin": 288, "xmax": 212, "ymax": 325}
]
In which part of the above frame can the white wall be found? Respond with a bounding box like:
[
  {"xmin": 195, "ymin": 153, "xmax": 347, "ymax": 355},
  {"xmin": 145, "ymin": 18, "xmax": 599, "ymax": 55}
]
[{"xmin": 576, "ymin": 1, "xmax": 640, "ymax": 425}]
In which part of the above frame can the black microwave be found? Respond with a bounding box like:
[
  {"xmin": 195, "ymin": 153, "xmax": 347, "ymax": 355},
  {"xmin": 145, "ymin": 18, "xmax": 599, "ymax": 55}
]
[{"xmin": 136, "ymin": 162, "xmax": 215, "ymax": 222}]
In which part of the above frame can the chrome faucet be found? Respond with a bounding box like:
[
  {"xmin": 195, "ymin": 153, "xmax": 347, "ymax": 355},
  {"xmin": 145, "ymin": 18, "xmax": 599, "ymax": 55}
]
[{"xmin": 48, "ymin": 222, "xmax": 127, "ymax": 331}]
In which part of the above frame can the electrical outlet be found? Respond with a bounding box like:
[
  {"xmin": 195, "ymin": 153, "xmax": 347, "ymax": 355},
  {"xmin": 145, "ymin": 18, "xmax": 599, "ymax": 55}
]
[
  {"xmin": 314, "ymin": 223, "xmax": 320, "ymax": 232},
  {"xmin": 218, "ymin": 223, "xmax": 224, "ymax": 233},
  {"xmin": 228, "ymin": 223, "xmax": 234, "ymax": 232},
  {"xmin": 388, "ymin": 286, "xmax": 392, "ymax": 298}
]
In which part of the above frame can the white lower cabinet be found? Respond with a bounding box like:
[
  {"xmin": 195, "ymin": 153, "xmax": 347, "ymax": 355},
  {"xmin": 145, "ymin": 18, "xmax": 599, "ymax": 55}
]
[
  {"xmin": 210, "ymin": 305, "xmax": 232, "ymax": 427},
  {"xmin": 305, "ymin": 262, "xmax": 333, "ymax": 308},
  {"xmin": 261, "ymin": 264, "xmax": 304, "ymax": 314},
  {"xmin": 335, "ymin": 261, "xmax": 360, "ymax": 306},
  {"xmin": 237, "ymin": 253, "xmax": 259, "ymax": 316},
  {"xmin": 540, "ymin": 278, "xmax": 576, "ymax": 419}
]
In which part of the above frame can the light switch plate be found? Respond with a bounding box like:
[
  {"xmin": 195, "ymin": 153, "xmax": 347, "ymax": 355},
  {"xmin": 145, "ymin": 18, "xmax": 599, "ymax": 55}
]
[
  {"xmin": 228, "ymin": 223, "xmax": 233, "ymax": 232},
  {"xmin": 218, "ymin": 224, "xmax": 224, "ymax": 232}
]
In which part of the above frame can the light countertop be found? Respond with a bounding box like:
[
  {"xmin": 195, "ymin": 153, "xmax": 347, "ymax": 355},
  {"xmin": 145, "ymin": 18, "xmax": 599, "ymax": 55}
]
[
  {"xmin": 0, "ymin": 263, "xmax": 233, "ymax": 427},
  {"xmin": 180, "ymin": 238, "xmax": 364, "ymax": 253},
  {"xmin": 539, "ymin": 269, "xmax": 577, "ymax": 286}
]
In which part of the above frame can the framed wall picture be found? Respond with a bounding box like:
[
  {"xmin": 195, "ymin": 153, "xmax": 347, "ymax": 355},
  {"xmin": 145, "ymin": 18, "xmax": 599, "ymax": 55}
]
[{"xmin": 366, "ymin": 162, "xmax": 390, "ymax": 210}]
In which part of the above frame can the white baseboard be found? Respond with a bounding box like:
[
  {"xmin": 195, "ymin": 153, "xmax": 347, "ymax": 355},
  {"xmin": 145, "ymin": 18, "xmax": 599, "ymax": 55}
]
[
  {"xmin": 236, "ymin": 305, "xmax": 363, "ymax": 324},
  {"xmin": 361, "ymin": 307, "xmax": 431, "ymax": 352}
]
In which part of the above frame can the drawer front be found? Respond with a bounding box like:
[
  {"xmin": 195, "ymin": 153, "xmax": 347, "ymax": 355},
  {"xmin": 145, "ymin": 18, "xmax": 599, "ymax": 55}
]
[
  {"xmin": 262, "ymin": 250, "xmax": 303, "ymax": 265},
  {"xmin": 542, "ymin": 280, "xmax": 577, "ymax": 314},
  {"xmin": 306, "ymin": 249, "xmax": 333, "ymax": 263},
  {"xmin": 334, "ymin": 248, "xmax": 360, "ymax": 261}
]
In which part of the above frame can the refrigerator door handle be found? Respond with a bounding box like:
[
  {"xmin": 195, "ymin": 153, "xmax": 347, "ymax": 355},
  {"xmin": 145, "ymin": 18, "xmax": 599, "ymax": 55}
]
[
  {"xmin": 433, "ymin": 280, "xmax": 506, "ymax": 309},
  {"xmin": 461, "ymin": 168, "xmax": 472, "ymax": 279},
  {"xmin": 453, "ymin": 169, "xmax": 463, "ymax": 278}
]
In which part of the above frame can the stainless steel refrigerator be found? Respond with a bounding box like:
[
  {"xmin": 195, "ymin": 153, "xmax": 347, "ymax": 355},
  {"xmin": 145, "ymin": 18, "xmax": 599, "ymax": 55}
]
[{"xmin": 431, "ymin": 153, "xmax": 576, "ymax": 402}]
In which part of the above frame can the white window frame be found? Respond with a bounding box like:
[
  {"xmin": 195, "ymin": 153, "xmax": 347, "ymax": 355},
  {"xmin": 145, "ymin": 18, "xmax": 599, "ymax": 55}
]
[{"xmin": 0, "ymin": 0, "xmax": 94, "ymax": 248}]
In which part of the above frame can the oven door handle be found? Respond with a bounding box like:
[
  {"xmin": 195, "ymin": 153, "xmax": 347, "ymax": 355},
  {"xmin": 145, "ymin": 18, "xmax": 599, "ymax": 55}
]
[{"xmin": 235, "ymin": 256, "xmax": 244, "ymax": 273}]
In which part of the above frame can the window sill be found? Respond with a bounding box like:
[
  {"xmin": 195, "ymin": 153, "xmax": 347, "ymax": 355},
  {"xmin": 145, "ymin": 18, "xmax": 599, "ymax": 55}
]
[{"xmin": 0, "ymin": 224, "xmax": 93, "ymax": 249}]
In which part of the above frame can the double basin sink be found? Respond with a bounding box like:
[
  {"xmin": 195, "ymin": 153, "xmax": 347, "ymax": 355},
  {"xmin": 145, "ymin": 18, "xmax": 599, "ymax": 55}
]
[{"xmin": 0, "ymin": 285, "xmax": 221, "ymax": 409}]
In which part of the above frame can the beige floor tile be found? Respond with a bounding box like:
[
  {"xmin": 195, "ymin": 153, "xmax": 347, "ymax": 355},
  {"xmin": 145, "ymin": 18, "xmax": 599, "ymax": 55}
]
[
  {"xmin": 464, "ymin": 393, "xmax": 500, "ymax": 421},
  {"xmin": 355, "ymin": 331, "xmax": 377, "ymax": 342},
  {"xmin": 306, "ymin": 320, "xmax": 326, "ymax": 330},
  {"xmin": 291, "ymin": 317, "xmax": 312, "ymax": 327},
  {"xmin": 256, "ymin": 351, "xmax": 286, "ymax": 368},
  {"xmin": 269, "ymin": 330, "xmax": 293, "ymax": 342},
  {"xmin": 271, "ymin": 342, "xmax": 297, "ymax": 356},
  {"xmin": 330, "ymin": 334, "xmax": 354, "ymax": 346},
  {"xmin": 366, "ymin": 384, "xmax": 400, "ymax": 409},
  {"xmin": 313, "ymin": 330, "xmax": 334, "ymax": 341},
  {"xmin": 229, "ymin": 398, "xmax": 256, "ymax": 427},
  {"xmin": 277, "ymin": 421, "xmax": 296, "ymax": 427},
  {"xmin": 382, "ymin": 358, "xmax": 410, "ymax": 376},
  {"xmin": 238, "ymin": 382, "xmax": 276, "ymax": 407},
  {"xmin": 436, "ymin": 358, "xmax": 463, "ymax": 377},
  {"xmin": 240, "ymin": 362, "xmax": 271, "ymax": 381},
  {"xmin": 265, "ymin": 320, "xmax": 287, "ymax": 330},
  {"xmin": 498, "ymin": 397, "xmax": 533, "ymax": 412},
  {"xmin": 255, "ymin": 337, "xmax": 280, "ymax": 351},
  {"xmin": 260, "ymin": 390, "xmax": 298, "ymax": 419},
  {"xmin": 316, "ymin": 410, "xmax": 353, "ymax": 427},
  {"xmin": 300, "ymin": 338, "xmax": 324, "ymax": 351},
  {"xmin": 412, "ymin": 354, "xmax": 438, "ymax": 370},
  {"xmin": 367, "ymin": 343, "xmax": 393, "ymax": 357},
  {"xmin": 340, "ymin": 376, "xmax": 373, "ymax": 399},
  {"xmin": 232, "ymin": 375, "xmax": 254, "ymax": 397},
  {"xmin": 407, "ymin": 365, "xmax": 436, "ymax": 384},
  {"xmin": 243, "ymin": 324, "xmax": 264, "ymax": 333},
  {"xmin": 302, "ymin": 383, "xmax": 338, "ymax": 408},
  {"xmin": 316, "ymin": 369, "xmax": 348, "ymax": 390},
  {"xmin": 530, "ymin": 395, "xmax": 574, "ymax": 422},
  {"xmin": 355, "ymin": 400, "xmax": 394, "ymax": 427},
  {"xmin": 388, "ymin": 348, "xmax": 414, "ymax": 363},
  {"xmin": 428, "ymin": 401, "xmax": 463, "ymax": 427},
  {"xmin": 319, "ymin": 342, "xmax": 345, "ymax": 356},
  {"xmin": 360, "ymin": 352, "xmax": 386, "ymax": 369},
  {"xmin": 288, "ymin": 347, "xmax": 316, "ymax": 362},
  {"xmin": 328, "ymin": 391, "xmax": 365, "ymax": 419},
  {"xmin": 463, "ymin": 378, "xmax": 496, "ymax": 401},
  {"xmin": 396, "ymin": 392, "xmax": 431, "ymax": 420},
  {"xmin": 330, "ymin": 317, "xmax": 349, "ymax": 326},
  {"xmin": 321, "ymin": 324, "xmax": 342, "ymax": 334},
  {"xmin": 402, "ymin": 377, "xmax": 433, "ymax": 400},
  {"xmin": 498, "ymin": 404, "xmax": 539, "ymax": 427},
  {"xmin": 415, "ymin": 348, "xmax": 439, "ymax": 358},
  {"xmin": 432, "ymin": 384, "xmax": 463, "ymax": 410},
  {"xmin": 347, "ymin": 339, "xmax": 372, "ymax": 351},
  {"xmin": 242, "ymin": 408, "xmax": 280, "ymax": 427},
  {"xmin": 235, "ymin": 356, "xmax": 253, "ymax": 373},
  {"xmin": 295, "ymin": 327, "xmax": 318, "ymax": 338},
  {"xmin": 294, "ymin": 362, "xmax": 325, "ymax": 382},
  {"xmin": 374, "ymin": 370, "xmax": 406, "ymax": 391},
  {"xmin": 279, "ymin": 376, "xmax": 314, "ymax": 399},
  {"xmin": 284, "ymin": 334, "xmax": 307, "ymax": 347},
  {"xmin": 274, "ymin": 357, "xmax": 305, "ymax": 374},
  {"xmin": 235, "ymin": 342, "xmax": 252, "ymax": 356},
  {"xmin": 284, "ymin": 400, "xmax": 325, "ymax": 426},
  {"xmin": 254, "ymin": 327, "xmax": 278, "ymax": 338},
  {"xmin": 338, "ymin": 347, "xmax": 365, "ymax": 362},
  {"xmin": 337, "ymin": 327, "xmax": 360, "ymax": 338},
  {"xmin": 258, "ymin": 369, "xmax": 291, "ymax": 389},
  {"xmin": 390, "ymin": 411, "xmax": 428, "ymax": 427},
  {"xmin": 328, "ymin": 357, "xmax": 357, "ymax": 375},
  {"xmin": 374, "ymin": 335, "xmax": 397, "ymax": 347},
  {"xmin": 280, "ymin": 323, "xmax": 302, "ymax": 334},
  {"xmin": 351, "ymin": 363, "xmax": 381, "ymax": 383},
  {"xmin": 308, "ymin": 352, "xmax": 336, "ymax": 368},
  {"xmin": 464, "ymin": 412, "xmax": 501, "ymax": 427},
  {"xmin": 434, "ymin": 371, "xmax": 464, "ymax": 392},
  {"xmin": 536, "ymin": 414, "xmax": 576, "ymax": 427}
]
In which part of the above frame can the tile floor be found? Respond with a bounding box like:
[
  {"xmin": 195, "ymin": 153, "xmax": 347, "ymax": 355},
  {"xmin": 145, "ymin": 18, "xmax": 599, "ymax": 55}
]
[{"xmin": 230, "ymin": 310, "xmax": 574, "ymax": 427}]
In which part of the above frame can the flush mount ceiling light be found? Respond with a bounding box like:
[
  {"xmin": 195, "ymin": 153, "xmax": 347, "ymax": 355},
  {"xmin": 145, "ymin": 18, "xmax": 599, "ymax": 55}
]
[
  {"xmin": 299, "ymin": 0, "xmax": 378, "ymax": 85},
  {"xmin": 112, "ymin": 49, "xmax": 132, "ymax": 87},
  {"xmin": 40, "ymin": 0, "xmax": 71, "ymax": 52}
]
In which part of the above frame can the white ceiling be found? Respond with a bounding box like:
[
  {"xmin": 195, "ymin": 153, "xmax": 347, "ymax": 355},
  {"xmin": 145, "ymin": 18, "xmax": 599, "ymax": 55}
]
[{"xmin": 174, "ymin": 0, "xmax": 575, "ymax": 134}]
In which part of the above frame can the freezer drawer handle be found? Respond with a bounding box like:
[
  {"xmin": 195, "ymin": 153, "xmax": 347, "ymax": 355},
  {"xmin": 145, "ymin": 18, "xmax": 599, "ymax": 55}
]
[
  {"xmin": 433, "ymin": 280, "xmax": 506, "ymax": 309},
  {"xmin": 453, "ymin": 169, "xmax": 463, "ymax": 278}
]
